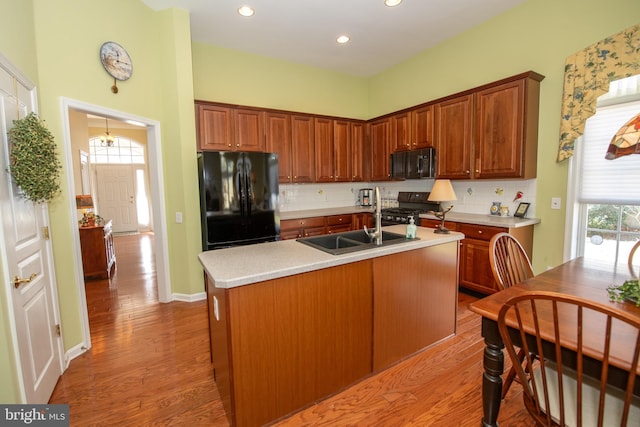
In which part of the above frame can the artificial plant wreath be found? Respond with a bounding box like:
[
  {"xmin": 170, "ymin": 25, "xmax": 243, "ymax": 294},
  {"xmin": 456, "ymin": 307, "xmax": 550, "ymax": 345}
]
[{"xmin": 7, "ymin": 112, "xmax": 62, "ymax": 203}]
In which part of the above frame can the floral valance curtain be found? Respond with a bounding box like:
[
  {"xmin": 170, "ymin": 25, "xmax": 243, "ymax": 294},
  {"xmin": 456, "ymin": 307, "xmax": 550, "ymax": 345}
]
[{"xmin": 557, "ymin": 23, "xmax": 640, "ymax": 161}]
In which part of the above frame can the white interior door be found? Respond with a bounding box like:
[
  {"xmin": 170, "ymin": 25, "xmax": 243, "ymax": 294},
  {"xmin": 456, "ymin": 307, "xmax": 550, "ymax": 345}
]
[
  {"xmin": 0, "ymin": 57, "xmax": 63, "ymax": 403},
  {"xmin": 95, "ymin": 164, "xmax": 138, "ymax": 233}
]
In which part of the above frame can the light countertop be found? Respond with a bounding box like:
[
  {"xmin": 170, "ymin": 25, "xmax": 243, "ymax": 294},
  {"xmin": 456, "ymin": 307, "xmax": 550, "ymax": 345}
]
[
  {"xmin": 419, "ymin": 212, "xmax": 540, "ymax": 228},
  {"xmin": 198, "ymin": 224, "xmax": 463, "ymax": 289},
  {"xmin": 280, "ymin": 207, "xmax": 539, "ymax": 228}
]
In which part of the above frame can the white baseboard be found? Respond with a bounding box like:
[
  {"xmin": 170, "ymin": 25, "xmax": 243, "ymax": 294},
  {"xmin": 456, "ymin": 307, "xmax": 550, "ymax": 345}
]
[{"xmin": 172, "ymin": 292, "xmax": 206, "ymax": 302}]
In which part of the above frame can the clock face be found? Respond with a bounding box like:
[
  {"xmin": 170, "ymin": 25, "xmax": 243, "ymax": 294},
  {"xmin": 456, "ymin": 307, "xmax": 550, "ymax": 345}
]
[{"xmin": 100, "ymin": 41, "xmax": 133, "ymax": 81}]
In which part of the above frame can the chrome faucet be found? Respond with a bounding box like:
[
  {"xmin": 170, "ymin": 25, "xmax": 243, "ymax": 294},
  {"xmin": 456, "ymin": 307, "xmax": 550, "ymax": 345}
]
[{"xmin": 364, "ymin": 186, "xmax": 382, "ymax": 245}]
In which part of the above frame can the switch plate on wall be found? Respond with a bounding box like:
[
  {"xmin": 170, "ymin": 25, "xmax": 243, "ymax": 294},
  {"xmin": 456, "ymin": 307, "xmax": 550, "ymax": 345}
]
[{"xmin": 551, "ymin": 197, "xmax": 561, "ymax": 210}]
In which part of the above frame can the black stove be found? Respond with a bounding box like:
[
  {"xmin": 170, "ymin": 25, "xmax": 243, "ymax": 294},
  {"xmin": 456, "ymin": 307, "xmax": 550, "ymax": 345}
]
[{"xmin": 380, "ymin": 192, "xmax": 441, "ymax": 225}]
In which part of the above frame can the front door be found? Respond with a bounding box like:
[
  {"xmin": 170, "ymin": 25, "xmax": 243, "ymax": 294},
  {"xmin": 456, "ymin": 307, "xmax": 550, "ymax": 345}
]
[
  {"xmin": 0, "ymin": 59, "xmax": 63, "ymax": 402},
  {"xmin": 95, "ymin": 164, "xmax": 138, "ymax": 233}
]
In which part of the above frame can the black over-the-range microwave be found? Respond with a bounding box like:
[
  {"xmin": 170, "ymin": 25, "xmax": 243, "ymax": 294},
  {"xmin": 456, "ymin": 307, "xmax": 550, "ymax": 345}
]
[{"xmin": 389, "ymin": 147, "xmax": 436, "ymax": 180}]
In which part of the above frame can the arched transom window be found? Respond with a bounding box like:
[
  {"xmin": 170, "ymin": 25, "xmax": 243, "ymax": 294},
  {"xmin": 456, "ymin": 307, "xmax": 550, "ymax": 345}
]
[{"xmin": 89, "ymin": 136, "xmax": 145, "ymax": 164}]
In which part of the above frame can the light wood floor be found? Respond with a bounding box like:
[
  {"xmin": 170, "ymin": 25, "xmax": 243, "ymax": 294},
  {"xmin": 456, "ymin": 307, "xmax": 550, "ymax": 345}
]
[{"xmin": 49, "ymin": 233, "xmax": 534, "ymax": 426}]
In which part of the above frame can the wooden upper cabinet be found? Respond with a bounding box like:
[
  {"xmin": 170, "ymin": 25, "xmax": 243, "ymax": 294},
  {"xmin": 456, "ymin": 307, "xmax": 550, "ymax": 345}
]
[
  {"xmin": 265, "ymin": 112, "xmax": 293, "ymax": 183},
  {"xmin": 435, "ymin": 71, "xmax": 543, "ymax": 180},
  {"xmin": 196, "ymin": 104, "xmax": 234, "ymax": 151},
  {"xmin": 368, "ymin": 118, "xmax": 391, "ymax": 181},
  {"xmin": 390, "ymin": 111, "xmax": 411, "ymax": 152},
  {"xmin": 435, "ymin": 94, "xmax": 474, "ymax": 180},
  {"xmin": 411, "ymin": 104, "xmax": 435, "ymax": 149},
  {"xmin": 474, "ymin": 75, "xmax": 541, "ymax": 179},
  {"xmin": 196, "ymin": 103, "xmax": 264, "ymax": 152},
  {"xmin": 332, "ymin": 120, "xmax": 352, "ymax": 182},
  {"xmin": 234, "ymin": 108, "xmax": 265, "ymax": 152},
  {"xmin": 314, "ymin": 117, "xmax": 335, "ymax": 182},
  {"xmin": 350, "ymin": 122, "xmax": 365, "ymax": 182},
  {"xmin": 291, "ymin": 115, "xmax": 315, "ymax": 183}
]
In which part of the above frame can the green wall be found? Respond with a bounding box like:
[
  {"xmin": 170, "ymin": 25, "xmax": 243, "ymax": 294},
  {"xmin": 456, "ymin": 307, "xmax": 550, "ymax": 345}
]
[{"xmin": 192, "ymin": 43, "xmax": 370, "ymax": 119}]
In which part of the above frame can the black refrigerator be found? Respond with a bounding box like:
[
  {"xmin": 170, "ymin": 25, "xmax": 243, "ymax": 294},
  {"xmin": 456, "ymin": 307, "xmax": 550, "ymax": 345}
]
[{"xmin": 198, "ymin": 151, "xmax": 280, "ymax": 250}]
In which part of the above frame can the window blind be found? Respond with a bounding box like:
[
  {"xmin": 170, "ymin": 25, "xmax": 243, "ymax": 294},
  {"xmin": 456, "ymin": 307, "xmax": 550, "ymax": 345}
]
[{"xmin": 578, "ymin": 100, "xmax": 640, "ymax": 204}]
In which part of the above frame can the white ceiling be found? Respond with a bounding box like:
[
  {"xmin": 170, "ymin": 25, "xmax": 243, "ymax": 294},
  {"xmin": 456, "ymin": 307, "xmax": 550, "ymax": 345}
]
[{"xmin": 141, "ymin": 0, "xmax": 526, "ymax": 77}]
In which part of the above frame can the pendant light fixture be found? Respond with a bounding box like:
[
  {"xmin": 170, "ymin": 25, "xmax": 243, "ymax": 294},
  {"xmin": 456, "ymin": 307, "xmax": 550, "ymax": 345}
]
[{"xmin": 99, "ymin": 117, "xmax": 115, "ymax": 147}]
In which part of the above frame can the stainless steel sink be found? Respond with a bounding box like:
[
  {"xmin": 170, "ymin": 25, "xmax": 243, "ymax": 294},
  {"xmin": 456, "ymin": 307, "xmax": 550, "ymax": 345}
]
[{"xmin": 297, "ymin": 230, "xmax": 416, "ymax": 255}]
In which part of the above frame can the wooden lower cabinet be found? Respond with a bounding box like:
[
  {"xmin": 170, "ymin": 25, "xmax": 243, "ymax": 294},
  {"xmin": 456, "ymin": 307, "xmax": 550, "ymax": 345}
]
[
  {"xmin": 421, "ymin": 218, "xmax": 533, "ymax": 294},
  {"xmin": 279, "ymin": 216, "xmax": 326, "ymax": 239},
  {"xmin": 280, "ymin": 213, "xmax": 372, "ymax": 240},
  {"xmin": 206, "ymin": 245, "xmax": 459, "ymax": 426},
  {"xmin": 326, "ymin": 213, "xmax": 352, "ymax": 234}
]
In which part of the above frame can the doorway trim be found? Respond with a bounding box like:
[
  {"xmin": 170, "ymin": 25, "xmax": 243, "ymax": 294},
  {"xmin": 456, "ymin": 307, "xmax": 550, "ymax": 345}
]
[{"xmin": 60, "ymin": 98, "xmax": 172, "ymax": 349}]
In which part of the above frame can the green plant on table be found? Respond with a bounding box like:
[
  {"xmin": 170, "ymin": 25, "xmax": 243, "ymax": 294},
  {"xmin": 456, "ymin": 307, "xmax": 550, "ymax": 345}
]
[
  {"xmin": 607, "ymin": 279, "xmax": 640, "ymax": 306},
  {"xmin": 7, "ymin": 112, "xmax": 62, "ymax": 203}
]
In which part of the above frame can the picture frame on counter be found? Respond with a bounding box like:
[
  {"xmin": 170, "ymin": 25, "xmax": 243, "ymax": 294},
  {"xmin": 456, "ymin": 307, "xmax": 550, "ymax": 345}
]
[{"xmin": 514, "ymin": 202, "xmax": 530, "ymax": 218}]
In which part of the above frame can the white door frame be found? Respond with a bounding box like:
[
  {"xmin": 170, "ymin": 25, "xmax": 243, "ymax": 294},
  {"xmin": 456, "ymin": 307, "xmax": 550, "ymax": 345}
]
[{"xmin": 59, "ymin": 98, "xmax": 172, "ymax": 350}]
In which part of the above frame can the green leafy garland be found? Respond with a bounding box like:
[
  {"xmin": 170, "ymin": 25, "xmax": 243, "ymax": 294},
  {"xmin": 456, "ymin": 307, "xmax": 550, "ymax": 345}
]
[
  {"xmin": 607, "ymin": 279, "xmax": 640, "ymax": 307},
  {"xmin": 7, "ymin": 112, "xmax": 62, "ymax": 203}
]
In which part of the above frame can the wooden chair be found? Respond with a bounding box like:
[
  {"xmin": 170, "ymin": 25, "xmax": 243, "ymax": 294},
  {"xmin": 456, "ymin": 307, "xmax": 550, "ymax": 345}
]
[
  {"xmin": 498, "ymin": 290, "xmax": 640, "ymax": 426},
  {"xmin": 489, "ymin": 232, "xmax": 535, "ymax": 398},
  {"xmin": 489, "ymin": 232, "xmax": 534, "ymax": 290},
  {"xmin": 628, "ymin": 240, "xmax": 640, "ymax": 279}
]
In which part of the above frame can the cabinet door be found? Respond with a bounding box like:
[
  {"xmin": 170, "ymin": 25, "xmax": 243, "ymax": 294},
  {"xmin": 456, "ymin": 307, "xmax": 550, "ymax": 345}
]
[
  {"xmin": 350, "ymin": 122, "xmax": 365, "ymax": 182},
  {"xmin": 435, "ymin": 95, "xmax": 473, "ymax": 179},
  {"xmin": 314, "ymin": 117, "xmax": 335, "ymax": 182},
  {"xmin": 474, "ymin": 79, "xmax": 525, "ymax": 178},
  {"xmin": 333, "ymin": 120, "xmax": 351, "ymax": 182},
  {"xmin": 368, "ymin": 118, "xmax": 391, "ymax": 181},
  {"xmin": 197, "ymin": 104, "xmax": 234, "ymax": 151},
  {"xmin": 391, "ymin": 111, "xmax": 411, "ymax": 152},
  {"xmin": 459, "ymin": 238, "xmax": 501, "ymax": 294},
  {"xmin": 291, "ymin": 115, "xmax": 315, "ymax": 183},
  {"xmin": 352, "ymin": 213, "xmax": 373, "ymax": 230},
  {"xmin": 234, "ymin": 108, "xmax": 265, "ymax": 152},
  {"xmin": 265, "ymin": 112, "xmax": 293, "ymax": 183},
  {"xmin": 411, "ymin": 104, "xmax": 435, "ymax": 149}
]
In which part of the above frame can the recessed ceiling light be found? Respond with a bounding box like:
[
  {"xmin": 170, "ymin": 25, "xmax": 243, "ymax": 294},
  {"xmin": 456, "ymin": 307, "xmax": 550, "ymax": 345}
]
[
  {"xmin": 384, "ymin": 0, "xmax": 403, "ymax": 6},
  {"xmin": 336, "ymin": 35, "xmax": 350, "ymax": 44},
  {"xmin": 238, "ymin": 6, "xmax": 254, "ymax": 17}
]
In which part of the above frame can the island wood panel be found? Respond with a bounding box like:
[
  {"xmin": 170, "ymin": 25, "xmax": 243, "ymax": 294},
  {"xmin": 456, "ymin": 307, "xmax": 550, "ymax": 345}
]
[
  {"xmin": 372, "ymin": 242, "xmax": 458, "ymax": 371},
  {"xmin": 226, "ymin": 261, "xmax": 373, "ymax": 427},
  {"xmin": 206, "ymin": 276, "xmax": 233, "ymax": 426}
]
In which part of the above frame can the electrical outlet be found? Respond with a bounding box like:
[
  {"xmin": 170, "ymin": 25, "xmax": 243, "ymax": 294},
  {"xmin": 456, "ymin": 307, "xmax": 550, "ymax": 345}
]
[
  {"xmin": 175, "ymin": 211, "xmax": 183, "ymax": 223},
  {"xmin": 551, "ymin": 197, "xmax": 561, "ymax": 210}
]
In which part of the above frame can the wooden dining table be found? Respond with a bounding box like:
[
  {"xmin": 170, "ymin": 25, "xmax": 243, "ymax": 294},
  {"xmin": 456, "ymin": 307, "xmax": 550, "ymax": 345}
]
[{"xmin": 469, "ymin": 257, "xmax": 640, "ymax": 427}]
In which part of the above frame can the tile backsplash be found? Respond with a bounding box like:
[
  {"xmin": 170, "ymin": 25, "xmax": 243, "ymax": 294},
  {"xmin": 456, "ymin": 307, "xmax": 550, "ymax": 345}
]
[{"xmin": 280, "ymin": 179, "xmax": 536, "ymax": 218}]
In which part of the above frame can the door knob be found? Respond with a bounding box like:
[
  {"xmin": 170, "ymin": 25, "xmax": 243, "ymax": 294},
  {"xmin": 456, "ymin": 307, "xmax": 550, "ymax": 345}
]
[{"xmin": 13, "ymin": 273, "xmax": 37, "ymax": 289}]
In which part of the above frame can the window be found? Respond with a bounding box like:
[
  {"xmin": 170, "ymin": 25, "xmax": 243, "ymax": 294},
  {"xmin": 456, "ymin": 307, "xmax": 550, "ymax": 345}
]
[
  {"xmin": 570, "ymin": 75, "xmax": 640, "ymax": 270},
  {"xmin": 89, "ymin": 136, "xmax": 145, "ymax": 164}
]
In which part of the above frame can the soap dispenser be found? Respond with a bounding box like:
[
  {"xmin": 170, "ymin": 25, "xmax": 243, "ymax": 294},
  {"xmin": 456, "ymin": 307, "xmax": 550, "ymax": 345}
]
[{"xmin": 406, "ymin": 216, "xmax": 417, "ymax": 239}]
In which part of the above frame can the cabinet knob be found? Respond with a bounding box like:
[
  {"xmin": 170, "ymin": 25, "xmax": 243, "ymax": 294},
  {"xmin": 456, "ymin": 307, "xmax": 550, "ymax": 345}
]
[
  {"xmin": 236, "ymin": 143, "xmax": 240, "ymax": 147},
  {"xmin": 478, "ymin": 230, "xmax": 483, "ymax": 234},
  {"xmin": 465, "ymin": 170, "xmax": 470, "ymax": 174},
  {"xmin": 227, "ymin": 143, "xmax": 232, "ymax": 147},
  {"xmin": 475, "ymin": 169, "xmax": 480, "ymax": 173}
]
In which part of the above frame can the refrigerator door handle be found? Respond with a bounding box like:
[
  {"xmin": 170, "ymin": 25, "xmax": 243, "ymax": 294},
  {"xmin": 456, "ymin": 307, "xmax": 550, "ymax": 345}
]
[{"xmin": 244, "ymin": 169, "xmax": 252, "ymax": 215}]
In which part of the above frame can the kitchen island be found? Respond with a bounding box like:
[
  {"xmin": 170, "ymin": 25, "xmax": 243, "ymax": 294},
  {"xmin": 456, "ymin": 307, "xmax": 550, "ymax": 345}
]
[{"xmin": 199, "ymin": 225, "xmax": 463, "ymax": 427}]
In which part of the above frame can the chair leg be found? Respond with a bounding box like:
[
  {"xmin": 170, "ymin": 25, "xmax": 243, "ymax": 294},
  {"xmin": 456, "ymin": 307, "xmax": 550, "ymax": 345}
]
[{"xmin": 501, "ymin": 348, "xmax": 525, "ymax": 399}]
